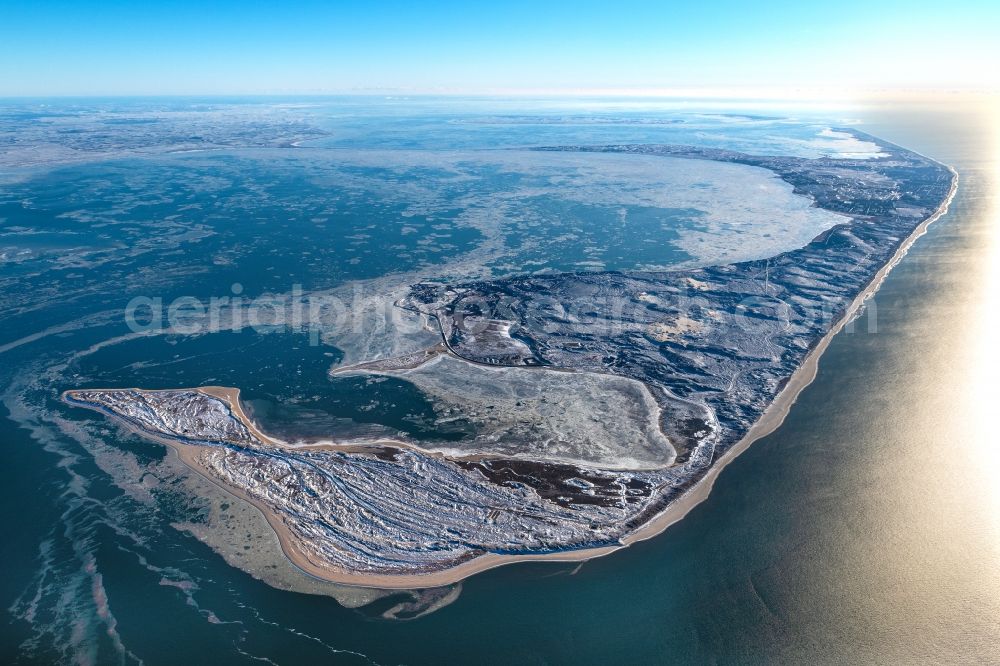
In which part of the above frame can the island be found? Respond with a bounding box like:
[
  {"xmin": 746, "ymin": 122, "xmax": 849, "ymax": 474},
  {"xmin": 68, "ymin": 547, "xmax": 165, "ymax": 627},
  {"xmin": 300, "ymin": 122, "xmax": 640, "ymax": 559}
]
[{"xmin": 65, "ymin": 130, "xmax": 957, "ymax": 587}]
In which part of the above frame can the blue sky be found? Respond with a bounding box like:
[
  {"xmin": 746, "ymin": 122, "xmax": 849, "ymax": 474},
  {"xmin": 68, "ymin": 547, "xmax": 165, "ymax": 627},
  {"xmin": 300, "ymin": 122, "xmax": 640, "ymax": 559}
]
[{"xmin": 0, "ymin": 0, "xmax": 996, "ymax": 96}]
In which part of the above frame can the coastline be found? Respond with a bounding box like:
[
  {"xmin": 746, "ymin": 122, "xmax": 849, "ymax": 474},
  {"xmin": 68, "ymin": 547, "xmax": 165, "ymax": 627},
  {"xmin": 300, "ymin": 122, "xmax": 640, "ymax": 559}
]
[
  {"xmin": 622, "ymin": 164, "xmax": 959, "ymax": 548},
  {"xmin": 63, "ymin": 165, "xmax": 959, "ymax": 590},
  {"xmin": 63, "ymin": 385, "xmax": 625, "ymax": 589},
  {"xmin": 276, "ymin": 163, "xmax": 959, "ymax": 588}
]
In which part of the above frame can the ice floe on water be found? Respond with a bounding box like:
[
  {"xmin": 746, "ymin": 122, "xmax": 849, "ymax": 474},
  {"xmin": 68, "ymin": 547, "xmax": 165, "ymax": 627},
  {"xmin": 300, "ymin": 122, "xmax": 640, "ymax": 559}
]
[{"xmin": 803, "ymin": 128, "xmax": 889, "ymax": 159}]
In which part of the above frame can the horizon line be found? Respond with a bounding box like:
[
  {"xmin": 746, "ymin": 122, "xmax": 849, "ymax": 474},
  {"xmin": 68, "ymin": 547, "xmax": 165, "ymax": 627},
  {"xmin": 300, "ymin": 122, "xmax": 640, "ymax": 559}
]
[{"xmin": 1, "ymin": 86, "xmax": 997, "ymax": 102}]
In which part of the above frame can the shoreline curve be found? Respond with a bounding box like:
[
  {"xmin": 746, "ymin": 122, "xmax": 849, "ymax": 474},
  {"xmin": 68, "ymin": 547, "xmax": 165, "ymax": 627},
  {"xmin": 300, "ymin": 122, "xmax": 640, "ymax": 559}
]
[{"xmin": 63, "ymin": 165, "xmax": 960, "ymax": 591}]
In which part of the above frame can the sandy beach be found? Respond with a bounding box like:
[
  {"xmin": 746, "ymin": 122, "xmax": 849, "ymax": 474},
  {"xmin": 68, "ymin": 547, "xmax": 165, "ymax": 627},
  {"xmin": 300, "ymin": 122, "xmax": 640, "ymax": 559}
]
[{"xmin": 622, "ymin": 165, "xmax": 959, "ymax": 548}]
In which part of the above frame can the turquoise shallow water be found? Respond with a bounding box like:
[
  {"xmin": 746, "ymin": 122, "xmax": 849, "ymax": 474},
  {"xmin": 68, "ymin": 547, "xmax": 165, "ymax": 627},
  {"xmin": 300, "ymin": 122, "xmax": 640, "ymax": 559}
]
[{"xmin": 1, "ymin": 99, "xmax": 998, "ymax": 664}]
